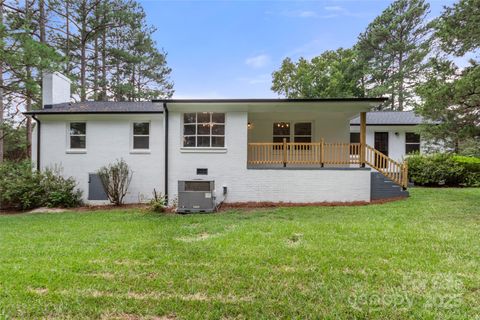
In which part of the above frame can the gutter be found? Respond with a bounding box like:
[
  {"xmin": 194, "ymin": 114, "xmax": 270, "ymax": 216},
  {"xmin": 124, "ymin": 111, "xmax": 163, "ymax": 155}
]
[
  {"xmin": 31, "ymin": 115, "xmax": 41, "ymax": 171},
  {"xmin": 152, "ymin": 97, "xmax": 389, "ymax": 103},
  {"xmin": 163, "ymin": 102, "xmax": 169, "ymax": 202},
  {"xmin": 23, "ymin": 111, "xmax": 164, "ymax": 115}
]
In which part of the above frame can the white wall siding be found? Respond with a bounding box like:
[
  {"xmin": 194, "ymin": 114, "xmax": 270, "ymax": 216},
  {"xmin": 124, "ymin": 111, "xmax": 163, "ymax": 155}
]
[
  {"xmin": 38, "ymin": 114, "xmax": 164, "ymax": 204},
  {"xmin": 350, "ymin": 125, "xmax": 421, "ymax": 163},
  {"xmin": 168, "ymin": 111, "xmax": 371, "ymax": 204},
  {"xmin": 248, "ymin": 112, "xmax": 350, "ymax": 143}
]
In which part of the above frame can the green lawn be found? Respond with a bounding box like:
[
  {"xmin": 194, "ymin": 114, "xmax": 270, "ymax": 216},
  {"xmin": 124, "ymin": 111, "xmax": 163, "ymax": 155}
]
[{"xmin": 0, "ymin": 188, "xmax": 479, "ymax": 319}]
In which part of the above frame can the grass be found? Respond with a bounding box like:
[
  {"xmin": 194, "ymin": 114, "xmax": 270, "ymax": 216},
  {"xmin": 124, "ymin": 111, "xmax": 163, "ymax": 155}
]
[{"xmin": 0, "ymin": 188, "xmax": 479, "ymax": 319}]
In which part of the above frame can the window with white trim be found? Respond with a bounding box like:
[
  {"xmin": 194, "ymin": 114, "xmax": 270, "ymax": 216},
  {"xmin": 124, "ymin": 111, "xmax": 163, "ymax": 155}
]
[
  {"xmin": 69, "ymin": 122, "xmax": 86, "ymax": 149},
  {"xmin": 273, "ymin": 122, "xmax": 290, "ymax": 143},
  {"xmin": 133, "ymin": 122, "xmax": 150, "ymax": 149},
  {"xmin": 272, "ymin": 122, "xmax": 312, "ymax": 143},
  {"xmin": 405, "ymin": 132, "xmax": 420, "ymax": 154},
  {"xmin": 183, "ymin": 112, "xmax": 225, "ymax": 148},
  {"xmin": 294, "ymin": 122, "xmax": 312, "ymax": 143}
]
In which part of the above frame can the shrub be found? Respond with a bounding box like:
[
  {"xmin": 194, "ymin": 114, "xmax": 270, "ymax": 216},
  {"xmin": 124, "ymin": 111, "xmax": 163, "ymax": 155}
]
[
  {"xmin": 149, "ymin": 189, "xmax": 167, "ymax": 213},
  {"xmin": 0, "ymin": 161, "xmax": 83, "ymax": 210},
  {"xmin": 408, "ymin": 153, "xmax": 480, "ymax": 187},
  {"xmin": 97, "ymin": 159, "xmax": 133, "ymax": 205}
]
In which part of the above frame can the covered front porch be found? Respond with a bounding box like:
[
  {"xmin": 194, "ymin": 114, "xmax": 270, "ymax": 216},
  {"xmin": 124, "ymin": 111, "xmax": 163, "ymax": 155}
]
[{"xmin": 246, "ymin": 101, "xmax": 408, "ymax": 188}]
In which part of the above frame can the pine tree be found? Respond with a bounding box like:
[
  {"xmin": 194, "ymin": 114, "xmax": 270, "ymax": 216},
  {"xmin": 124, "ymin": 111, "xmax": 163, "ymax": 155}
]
[{"xmin": 356, "ymin": 0, "xmax": 433, "ymax": 110}]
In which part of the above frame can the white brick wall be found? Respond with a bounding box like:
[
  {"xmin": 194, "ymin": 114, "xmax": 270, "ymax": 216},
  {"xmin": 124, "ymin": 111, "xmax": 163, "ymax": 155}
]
[
  {"xmin": 168, "ymin": 111, "xmax": 371, "ymax": 203},
  {"xmin": 36, "ymin": 114, "xmax": 165, "ymax": 204},
  {"xmin": 34, "ymin": 110, "xmax": 372, "ymax": 205}
]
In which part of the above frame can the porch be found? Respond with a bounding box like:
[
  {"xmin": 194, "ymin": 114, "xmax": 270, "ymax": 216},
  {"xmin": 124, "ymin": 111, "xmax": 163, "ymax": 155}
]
[{"xmin": 246, "ymin": 111, "xmax": 408, "ymax": 189}]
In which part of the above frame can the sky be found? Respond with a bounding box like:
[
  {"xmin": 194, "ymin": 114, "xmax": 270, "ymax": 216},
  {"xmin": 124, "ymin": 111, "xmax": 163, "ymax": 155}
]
[{"xmin": 140, "ymin": 0, "xmax": 456, "ymax": 99}]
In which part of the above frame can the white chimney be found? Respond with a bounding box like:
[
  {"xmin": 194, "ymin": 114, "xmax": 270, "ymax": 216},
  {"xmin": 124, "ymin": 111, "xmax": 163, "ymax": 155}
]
[{"xmin": 42, "ymin": 72, "xmax": 71, "ymax": 107}]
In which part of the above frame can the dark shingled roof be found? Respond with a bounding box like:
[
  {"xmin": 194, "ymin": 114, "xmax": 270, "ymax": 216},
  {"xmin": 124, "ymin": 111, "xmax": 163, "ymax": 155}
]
[
  {"xmin": 24, "ymin": 101, "xmax": 163, "ymax": 114},
  {"xmin": 350, "ymin": 111, "xmax": 428, "ymax": 126}
]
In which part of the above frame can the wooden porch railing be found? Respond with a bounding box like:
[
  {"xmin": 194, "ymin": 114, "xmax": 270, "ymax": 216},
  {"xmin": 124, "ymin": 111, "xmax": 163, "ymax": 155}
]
[{"xmin": 247, "ymin": 139, "xmax": 408, "ymax": 188}]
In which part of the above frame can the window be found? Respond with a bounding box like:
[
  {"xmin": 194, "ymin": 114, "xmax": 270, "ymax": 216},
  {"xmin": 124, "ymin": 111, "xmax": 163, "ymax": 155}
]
[
  {"xmin": 272, "ymin": 122, "xmax": 312, "ymax": 143},
  {"xmin": 183, "ymin": 112, "xmax": 225, "ymax": 148},
  {"xmin": 349, "ymin": 132, "xmax": 360, "ymax": 155},
  {"xmin": 273, "ymin": 122, "xmax": 290, "ymax": 143},
  {"xmin": 133, "ymin": 122, "xmax": 150, "ymax": 149},
  {"xmin": 294, "ymin": 122, "xmax": 312, "ymax": 143},
  {"xmin": 406, "ymin": 132, "xmax": 420, "ymax": 154},
  {"xmin": 350, "ymin": 133, "xmax": 360, "ymax": 143},
  {"xmin": 69, "ymin": 122, "xmax": 86, "ymax": 149}
]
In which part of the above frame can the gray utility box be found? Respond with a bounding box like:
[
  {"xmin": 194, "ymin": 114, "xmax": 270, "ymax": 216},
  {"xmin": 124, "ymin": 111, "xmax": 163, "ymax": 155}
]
[{"xmin": 177, "ymin": 180, "xmax": 215, "ymax": 213}]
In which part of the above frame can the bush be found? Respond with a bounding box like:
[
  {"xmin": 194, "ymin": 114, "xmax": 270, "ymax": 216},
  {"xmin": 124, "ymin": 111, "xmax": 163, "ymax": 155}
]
[
  {"xmin": 149, "ymin": 189, "xmax": 167, "ymax": 213},
  {"xmin": 97, "ymin": 159, "xmax": 133, "ymax": 205},
  {"xmin": 408, "ymin": 153, "xmax": 480, "ymax": 187},
  {"xmin": 0, "ymin": 161, "xmax": 83, "ymax": 210}
]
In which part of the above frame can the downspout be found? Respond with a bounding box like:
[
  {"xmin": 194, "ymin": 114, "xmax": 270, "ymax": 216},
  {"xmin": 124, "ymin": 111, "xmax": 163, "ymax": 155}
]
[
  {"xmin": 163, "ymin": 102, "xmax": 169, "ymax": 202},
  {"xmin": 31, "ymin": 115, "xmax": 41, "ymax": 171}
]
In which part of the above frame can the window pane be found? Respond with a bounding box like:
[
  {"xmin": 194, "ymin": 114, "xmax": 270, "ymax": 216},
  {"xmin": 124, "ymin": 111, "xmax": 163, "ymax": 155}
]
[
  {"xmin": 350, "ymin": 133, "xmax": 360, "ymax": 143},
  {"xmin": 212, "ymin": 124, "xmax": 224, "ymax": 135},
  {"xmin": 70, "ymin": 122, "xmax": 86, "ymax": 135},
  {"xmin": 133, "ymin": 136, "xmax": 149, "ymax": 149},
  {"xmin": 197, "ymin": 124, "xmax": 210, "ymax": 135},
  {"xmin": 294, "ymin": 136, "xmax": 311, "ymax": 143},
  {"xmin": 184, "ymin": 113, "xmax": 196, "ymax": 124},
  {"xmin": 212, "ymin": 113, "xmax": 225, "ymax": 123},
  {"xmin": 294, "ymin": 122, "xmax": 311, "ymax": 136},
  {"xmin": 273, "ymin": 136, "xmax": 290, "ymax": 143},
  {"xmin": 273, "ymin": 122, "xmax": 290, "ymax": 136},
  {"xmin": 212, "ymin": 136, "xmax": 225, "ymax": 147},
  {"xmin": 183, "ymin": 136, "xmax": 196, "ymax": 147},
  {"xmin": 406, "ymin": 144, "xmax": 420, "ymax": 154},
  {"xmin": 406, "ymin": 132, "xmax": 420, "ymax": 143},
  {"xmin": 70, "ymin": 136, "xmax": 86, "ymax": 149},
  {"xmin": 197, "ymin": 136, "xmax": 210, "ymax": 147},
  {"xmin": 133, "ymin": 122, "xmax": 149, "ymax": 135},
  {"xmin": 197, "ymin": 113, "xmax": 210, "ymax": 123},
  {"xmin": 405, "ymin": 143, "xmax": 420, "ymax": 154},
  {"xmin": 184, "ymin": 124, "xmax": 196, "ymax": 135}
]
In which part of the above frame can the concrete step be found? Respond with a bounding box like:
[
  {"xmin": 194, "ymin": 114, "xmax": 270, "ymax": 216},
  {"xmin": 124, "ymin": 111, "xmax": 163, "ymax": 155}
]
[{"xmin": 371, "ymin": 172, "xmax": 409, "ymax": 201}]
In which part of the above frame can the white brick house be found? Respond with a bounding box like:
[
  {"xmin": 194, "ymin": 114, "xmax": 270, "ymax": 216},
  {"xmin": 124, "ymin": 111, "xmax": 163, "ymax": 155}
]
[
  {"xmin": 26, "ymin": 73, "xmax": 410, "ymax": 208},
  {"xmin": 350, "ymin": 112, "xmax": 428, "ymax": 163}
]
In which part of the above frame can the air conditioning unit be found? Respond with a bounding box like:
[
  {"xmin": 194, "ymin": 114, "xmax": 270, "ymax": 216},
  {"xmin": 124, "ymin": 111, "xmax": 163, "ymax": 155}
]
[{"xmin": 177, "ymin": 180, "xmax": 215, "ymax": 213}]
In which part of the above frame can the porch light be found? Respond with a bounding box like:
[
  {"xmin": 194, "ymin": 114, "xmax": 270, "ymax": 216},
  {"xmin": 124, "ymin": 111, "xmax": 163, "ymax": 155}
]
[{"xmin": 247, "ymin": 122, "xmax": 253, "ymax": 129}]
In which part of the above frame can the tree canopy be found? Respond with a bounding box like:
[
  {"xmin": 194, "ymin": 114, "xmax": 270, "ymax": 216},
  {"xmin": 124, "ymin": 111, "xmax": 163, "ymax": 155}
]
[{"xmin": 271, "ymin": 48, "xmax": 365, "ymax": 99}]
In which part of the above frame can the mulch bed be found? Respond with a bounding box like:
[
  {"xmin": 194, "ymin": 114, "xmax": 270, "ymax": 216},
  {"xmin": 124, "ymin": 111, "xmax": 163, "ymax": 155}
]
[{"xmin": 1, "ymin": 197, "xmax": 407, "ymax": 215}]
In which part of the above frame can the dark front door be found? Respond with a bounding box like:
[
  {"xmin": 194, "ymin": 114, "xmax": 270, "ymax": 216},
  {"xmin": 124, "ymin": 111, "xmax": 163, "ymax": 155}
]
[{"xmin": 374, "ymin": 132, "xmax": 389, "ymax": 168}]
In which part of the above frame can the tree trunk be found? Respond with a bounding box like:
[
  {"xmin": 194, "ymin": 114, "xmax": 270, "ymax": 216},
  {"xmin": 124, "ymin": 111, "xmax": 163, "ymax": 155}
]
[
  {"xmin": 0, "ymin": 0, "xmax": 4, "ymax": 162},
  {"xmin": 398, "ymin": 52, "xmax": 404, "ymax": 111},
  {"xmin": 100, "ymin": 0, "xmax": 107, "ymax": 100},
  {"xmin": 80, "ymin": 0, "xmax": 87, "ymax": 101},
  {"xmin": 25, "ymin": 0, "xmax": 32, "ymax": 158},
  {"xmin": 65, "ymin": 0, "xmax": 70, "ymax": 73},
  {"xmin": 39, "ymin": 0, "xmax": 46, "ymax": 43}
]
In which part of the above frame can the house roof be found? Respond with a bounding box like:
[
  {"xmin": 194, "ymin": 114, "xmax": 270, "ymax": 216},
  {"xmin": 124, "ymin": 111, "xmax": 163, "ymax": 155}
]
[
  {"xmin": 153, "ymin": 98, "xmax": 388, "ymax": 103},
  {"xmin": 24, "ymin": 98, "xmax": 388, "ymax": 115},
  {"xmin": 350, "ymin": 111, "xmax": 427, "ymax": 126},
  {"xmin": 24, "ymin": 101, "xmax": 163, "ymax": 115}
]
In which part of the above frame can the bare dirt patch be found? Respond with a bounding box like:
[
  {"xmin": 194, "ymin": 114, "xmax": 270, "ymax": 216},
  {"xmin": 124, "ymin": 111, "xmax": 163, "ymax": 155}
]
[
  {"xmin": 59, "ymin": 289, "xmax": 252, "ymax": 304},
  {"xmin": 28, "ymin": 287, "xmax": 49, "ymax": 295},
  {"xmin": 101, "ymin": 313, "xmax": 177, "ymax": 320},
  {"xmin": 175, "ymin": 232, "xmax": 220, "ymax": 242}
]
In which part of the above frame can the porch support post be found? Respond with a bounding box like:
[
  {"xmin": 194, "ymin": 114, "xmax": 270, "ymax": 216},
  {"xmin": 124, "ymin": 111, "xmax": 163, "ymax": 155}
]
[{"xmin": 360, "ymin": 111, "xmax": 366, "ymax": 167}]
